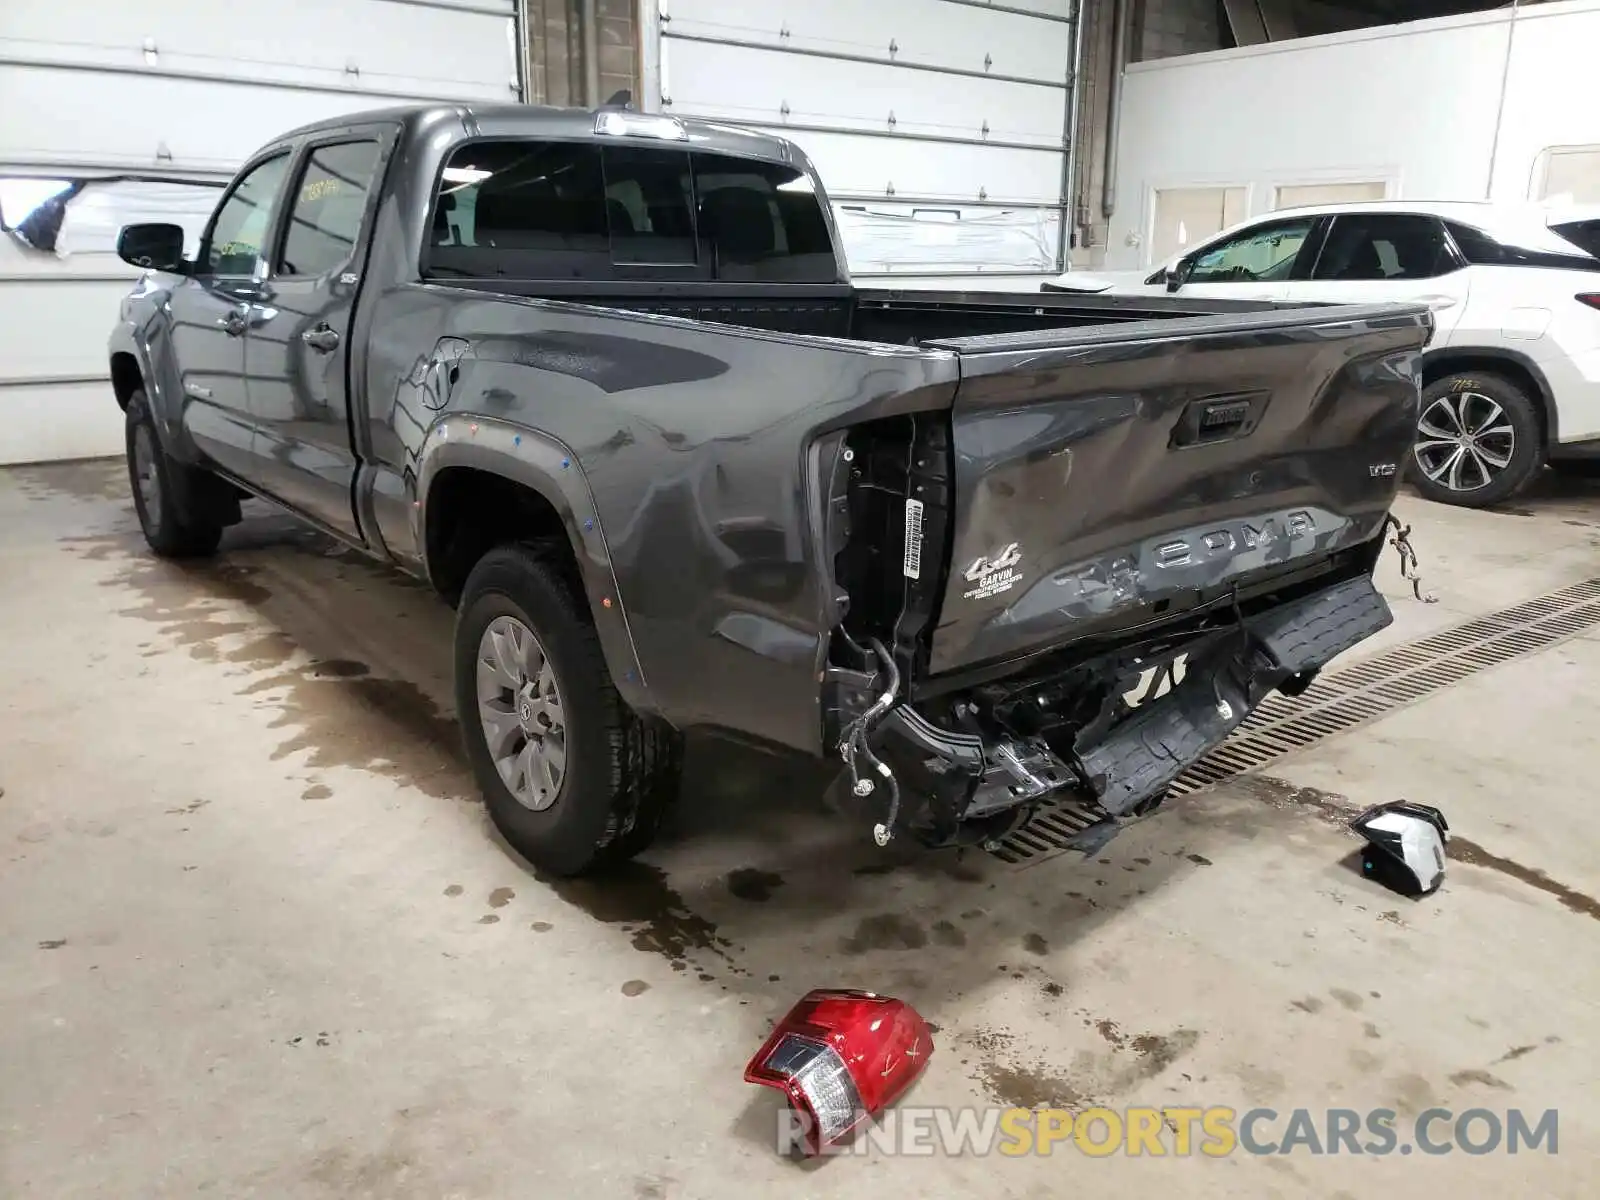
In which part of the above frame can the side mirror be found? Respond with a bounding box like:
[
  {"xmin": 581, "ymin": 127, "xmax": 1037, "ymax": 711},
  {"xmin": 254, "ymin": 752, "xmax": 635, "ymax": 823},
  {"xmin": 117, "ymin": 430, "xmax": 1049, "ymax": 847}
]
[
  {"xmin": 117, "ymin": 223, "xmax": 187, "ymax": 273},
  {"xmin": 1165, "ymin": 257, "xmax": 1193, "ymax": 293}
]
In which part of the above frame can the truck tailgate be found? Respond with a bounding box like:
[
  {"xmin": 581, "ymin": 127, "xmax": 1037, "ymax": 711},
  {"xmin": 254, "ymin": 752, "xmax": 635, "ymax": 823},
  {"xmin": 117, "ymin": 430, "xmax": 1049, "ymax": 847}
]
[{"xmin": 922, "ymin": 303, "xmax": 1431, "ymax": 677}]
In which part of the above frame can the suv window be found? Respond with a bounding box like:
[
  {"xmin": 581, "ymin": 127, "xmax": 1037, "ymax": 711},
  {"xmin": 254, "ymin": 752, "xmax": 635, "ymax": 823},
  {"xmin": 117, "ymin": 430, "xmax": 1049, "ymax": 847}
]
[
  {"xmin": 1445, "ymin": 220, "xmax": 1600, "ymax": 272},
  {"xmin": 424, "ymin": 138, "xmax": 839, "ymax": 284},
  {"xmin": 692, "ymin": 154, "xmax": 837, "ymax": 282},
  {"xmin": 1312, "ymin": 214, "xmax": 1457, "ymax": 281},
  {"xmin": 1186, "ymin": 217, "xmax": 1316, "ymax": 284},
  {"xmin": 1549, "ymin": 219, "xmax": 1600, "ymax": 261},
  {"xmin": 203, "ymin": 153, "xmax": 291, "ymax": 276},
  {"xmin": 278, "ymin": 141, "xmax": 383, "ymax": 278}
]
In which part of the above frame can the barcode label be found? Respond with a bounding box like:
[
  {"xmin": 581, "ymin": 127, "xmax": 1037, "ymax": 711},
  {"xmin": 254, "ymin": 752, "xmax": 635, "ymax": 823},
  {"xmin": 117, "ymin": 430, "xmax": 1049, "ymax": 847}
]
[{"xmin": 903, "ymin": 498, "xmax": 925, "ymax": 579}]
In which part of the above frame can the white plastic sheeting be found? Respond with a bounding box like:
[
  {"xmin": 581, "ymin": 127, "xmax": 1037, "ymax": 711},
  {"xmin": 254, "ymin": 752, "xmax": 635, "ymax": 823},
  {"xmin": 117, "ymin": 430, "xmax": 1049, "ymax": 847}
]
[{"xmin": 834, "ymin": 204, "xmax": 1058, "ymax": 275}]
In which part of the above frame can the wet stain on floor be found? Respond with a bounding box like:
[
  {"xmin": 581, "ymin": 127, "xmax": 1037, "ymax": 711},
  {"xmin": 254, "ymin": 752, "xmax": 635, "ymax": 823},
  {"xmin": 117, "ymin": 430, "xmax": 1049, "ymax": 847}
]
[
  {"xmin": 725, "ymin": 868, "xmax": 783, "ymax": 903},
  {"xmin": 13, "ymin": 460, "xmax": 132, "ymax": 504},
  {"xmin": 965, "ymin": 1021, "xmax": 1199, "ymax": 1112},
  {"xmin": 1451, "ymin": 837, "xmax": 1600, "ymax": 921},
  {"xmin": 1448, "ymin": 1068, "xmax": 1512, "ymax": 1091},
  {"xmin": 543, "ymin": 862, "xmax": 739, "ymax": 974},
  {"xmin": 839, "ymin": 913, "xmax": 927, "ymax": 954},
  {"xmin": 1234, "ymin": 775, "xmax": 1362, "ymax": 827},
  {"xmin": 488, "ymin": 887, "xmax": 515, "ymax": 908},
  {"xmin": 49, "ymin": 510, "xmax": 745, "ymax": 982},
  {"xmin": 620, "ymin": 980, "xmax": 650, "ymax": 997}
]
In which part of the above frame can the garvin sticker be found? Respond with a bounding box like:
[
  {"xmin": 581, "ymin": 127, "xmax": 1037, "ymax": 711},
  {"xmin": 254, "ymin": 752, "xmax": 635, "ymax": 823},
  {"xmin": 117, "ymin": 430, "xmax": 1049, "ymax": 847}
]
[{"xmin": 962, "ymin": 542, "xmax": 1023, "ymax": 601}]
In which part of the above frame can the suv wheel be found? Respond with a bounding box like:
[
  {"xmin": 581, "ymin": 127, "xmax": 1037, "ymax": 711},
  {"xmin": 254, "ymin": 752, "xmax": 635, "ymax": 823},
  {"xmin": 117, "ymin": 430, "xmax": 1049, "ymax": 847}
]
[
  {"xmin": 125, "ymin": 389, "xmax": 225, "ymax": 557},
  {"xmin": 454, "ymin": 543, "xmax": 682, "ymax": 876},
  {"xmin": 1410, "ymin": 373, "xmax": 1543, "ymax": 508}
]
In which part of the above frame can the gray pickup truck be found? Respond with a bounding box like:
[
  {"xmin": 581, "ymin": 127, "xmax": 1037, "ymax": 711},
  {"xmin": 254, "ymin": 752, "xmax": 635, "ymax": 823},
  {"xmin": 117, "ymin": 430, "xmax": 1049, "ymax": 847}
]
[{"xmin": 108, "ymin": 103, "xmax": 1430, "ymax": 875}]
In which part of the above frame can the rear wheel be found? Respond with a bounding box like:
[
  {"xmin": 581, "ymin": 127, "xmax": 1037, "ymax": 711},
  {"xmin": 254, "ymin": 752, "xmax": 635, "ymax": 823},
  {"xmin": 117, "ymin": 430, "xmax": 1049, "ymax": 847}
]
[
  {"xmin": 125, "ymin": 389, "xmax": 225, "ymax": 558},
  {"xmin": 454, "ymin": 543, "xmax": 682, "ymax": 876},
  {"xmin": 1409, "ymin": 373, "xmax": 1544, "ymax": 508}
]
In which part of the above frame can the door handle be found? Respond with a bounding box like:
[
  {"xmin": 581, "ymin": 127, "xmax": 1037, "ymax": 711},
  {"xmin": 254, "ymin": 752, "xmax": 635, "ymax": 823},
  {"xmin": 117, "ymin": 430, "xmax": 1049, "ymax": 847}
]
[{"xmin": 302, "ymin": 324, "xmax": 340, "ymax": 353}]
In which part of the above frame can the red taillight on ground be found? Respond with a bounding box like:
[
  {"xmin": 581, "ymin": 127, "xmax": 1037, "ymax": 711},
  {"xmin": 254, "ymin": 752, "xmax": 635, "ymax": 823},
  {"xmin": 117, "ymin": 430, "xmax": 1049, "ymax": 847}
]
[
  {"xmin": 744, "ymin": 989, "xmax": 933, "ymax": 1154},
  {"xmin": 1576, "ymin": 293, "xmax": 1600, "ymax": 311}
]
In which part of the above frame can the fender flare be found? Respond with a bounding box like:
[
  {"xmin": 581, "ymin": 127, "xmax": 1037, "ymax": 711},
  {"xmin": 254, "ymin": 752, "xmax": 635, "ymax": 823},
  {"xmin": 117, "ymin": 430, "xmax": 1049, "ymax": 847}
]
[
  {"xmin": 414, "ymin": 414, "xmax": 657, "ymax": 717},
  {"xmin": 108, "ymin": 306, "xmax": 205, "ymax": 464}
]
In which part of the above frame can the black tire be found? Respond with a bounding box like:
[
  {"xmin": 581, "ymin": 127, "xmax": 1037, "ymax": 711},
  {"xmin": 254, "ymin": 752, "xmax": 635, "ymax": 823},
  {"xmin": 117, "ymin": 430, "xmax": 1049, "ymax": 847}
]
[
  {"xmin": 454, "ymin": 543, "xmax": 682, "ymax": 876},
  {"xmin": 1409, "ymin": 372, "xmax": 1544, "ymax": 508},
  {"xmin": 125, "ymin": 389, "xmax": 225, "ymax": 558}
]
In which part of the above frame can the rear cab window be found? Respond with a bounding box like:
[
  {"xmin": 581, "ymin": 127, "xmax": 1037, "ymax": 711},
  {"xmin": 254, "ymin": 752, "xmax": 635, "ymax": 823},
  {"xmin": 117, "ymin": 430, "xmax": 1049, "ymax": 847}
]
[{"xmin": 424, "ymin": 138, "xmax": 840, "ymax": 285}]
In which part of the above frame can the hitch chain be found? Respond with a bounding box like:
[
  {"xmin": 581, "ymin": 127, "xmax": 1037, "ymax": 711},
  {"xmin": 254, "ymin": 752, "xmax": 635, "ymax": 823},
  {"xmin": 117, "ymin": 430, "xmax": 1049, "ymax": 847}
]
[{"xmin": 1384, "ymin": 513, "xmax": 1437, "ymax": 604}]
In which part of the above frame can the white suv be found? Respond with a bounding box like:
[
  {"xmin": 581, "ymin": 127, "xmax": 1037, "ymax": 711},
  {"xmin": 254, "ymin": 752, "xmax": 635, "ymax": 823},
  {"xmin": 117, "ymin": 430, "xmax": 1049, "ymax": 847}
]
[{"xmin": 1053, "ymin": 201, "xmax": 1600, "ymax": 508}]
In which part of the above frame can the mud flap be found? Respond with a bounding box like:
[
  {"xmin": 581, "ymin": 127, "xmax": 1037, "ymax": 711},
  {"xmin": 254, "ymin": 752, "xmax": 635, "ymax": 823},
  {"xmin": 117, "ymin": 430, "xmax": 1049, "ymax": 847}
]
[{"xmin": 1076, "ymin": 577, "xmax": 1392, "ymax": 816}]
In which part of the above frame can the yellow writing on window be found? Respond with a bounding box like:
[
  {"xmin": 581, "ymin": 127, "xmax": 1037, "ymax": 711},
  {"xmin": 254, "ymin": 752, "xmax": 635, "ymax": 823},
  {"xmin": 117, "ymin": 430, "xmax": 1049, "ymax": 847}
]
[{"xmin": 301, "ymin": 177, "xmax": 340, "ymax": 204}]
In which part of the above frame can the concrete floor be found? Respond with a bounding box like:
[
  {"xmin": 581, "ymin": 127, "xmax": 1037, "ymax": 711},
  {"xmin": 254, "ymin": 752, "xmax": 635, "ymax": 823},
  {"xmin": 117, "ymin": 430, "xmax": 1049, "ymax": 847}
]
[{"xmin": 2, "ymin": 460, "xmax": 1598, "ymax": 1199}]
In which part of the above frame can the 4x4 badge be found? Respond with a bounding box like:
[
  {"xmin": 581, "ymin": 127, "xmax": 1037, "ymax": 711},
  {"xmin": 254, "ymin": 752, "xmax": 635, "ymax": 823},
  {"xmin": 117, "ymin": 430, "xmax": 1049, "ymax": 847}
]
[
  {"xmin": 962, "ymin": 542, "xmax": 1024, "ymax": 601},
  {"xmin": 964, "ymin": 542, "xmax": 1021, "ymax": 582}
]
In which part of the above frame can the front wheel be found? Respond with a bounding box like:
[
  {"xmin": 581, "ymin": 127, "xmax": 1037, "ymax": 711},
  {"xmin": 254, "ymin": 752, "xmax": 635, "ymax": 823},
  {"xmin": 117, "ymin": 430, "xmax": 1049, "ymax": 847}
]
[
  {"xmin": 1409, "ymin": 373, "xmax": 1544, "ymax": 508},
  {"xmin": 125, "ymin": 389, "xmax": 224, "ymax": 558},
  {"xmin": 453, "ymin": 543, "xmax": 682, "ymax": 876}
]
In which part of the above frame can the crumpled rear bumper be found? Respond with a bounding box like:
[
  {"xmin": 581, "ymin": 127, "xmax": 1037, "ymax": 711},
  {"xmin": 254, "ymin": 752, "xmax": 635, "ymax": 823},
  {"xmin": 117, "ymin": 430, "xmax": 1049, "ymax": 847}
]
[{"xmin": 874, "ymin": 575, "xmax": 1393, "ymax": 836}]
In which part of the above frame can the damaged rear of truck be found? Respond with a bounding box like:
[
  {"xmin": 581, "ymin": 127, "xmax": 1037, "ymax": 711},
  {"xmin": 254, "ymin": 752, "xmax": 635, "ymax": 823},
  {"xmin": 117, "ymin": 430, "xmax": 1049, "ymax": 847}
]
[
  {"xmin": 819, "ymin": 304, "xmax": 1428, "ymax": 853},
  {"xmin": 108, "ymin": 104, "xmax": 1432, "ymax": 876}
]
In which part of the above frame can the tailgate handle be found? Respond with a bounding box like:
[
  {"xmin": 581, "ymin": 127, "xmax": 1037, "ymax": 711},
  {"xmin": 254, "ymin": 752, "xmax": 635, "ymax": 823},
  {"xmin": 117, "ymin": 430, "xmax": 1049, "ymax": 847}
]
[{"xmin": 1171, "ymin": 391, "xmax": 1268, "ymax": 448}]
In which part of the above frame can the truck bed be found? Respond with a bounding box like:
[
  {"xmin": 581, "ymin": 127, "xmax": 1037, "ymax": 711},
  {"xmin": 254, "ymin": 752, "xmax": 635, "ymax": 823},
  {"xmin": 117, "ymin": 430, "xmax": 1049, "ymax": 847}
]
[{"xmin": 429, "ymin": 278, "xmax": 1293, "ymax": 345}]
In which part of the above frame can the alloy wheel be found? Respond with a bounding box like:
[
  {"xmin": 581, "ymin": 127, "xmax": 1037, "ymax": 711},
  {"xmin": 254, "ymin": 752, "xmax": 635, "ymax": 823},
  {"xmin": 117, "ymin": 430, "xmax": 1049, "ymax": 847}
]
[
  {"xmin": 1413, "ymin": 391, "xmax": 1515, "ymax": 494},
  {"xmin": 476, "ymin": 615, "xmax": 567, "ymax": 811}
]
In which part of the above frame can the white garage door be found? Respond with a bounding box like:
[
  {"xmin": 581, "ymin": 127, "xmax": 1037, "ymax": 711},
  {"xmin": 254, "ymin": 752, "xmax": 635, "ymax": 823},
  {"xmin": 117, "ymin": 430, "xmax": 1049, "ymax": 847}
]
[
  {"xmin": 656, "ymin": 0, "xmax": 1074, "ymax": 278},
  {"xmin": 0, "ymin": 0, "xmax": 518, "ymax": 465}
]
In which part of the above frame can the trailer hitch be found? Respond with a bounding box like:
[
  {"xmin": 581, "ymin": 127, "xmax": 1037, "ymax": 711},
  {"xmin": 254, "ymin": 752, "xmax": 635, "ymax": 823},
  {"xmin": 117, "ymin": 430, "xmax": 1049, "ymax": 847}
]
[{"xmin": 1384, "ymin": 513, "xmax": 1437, "ymax": 604}]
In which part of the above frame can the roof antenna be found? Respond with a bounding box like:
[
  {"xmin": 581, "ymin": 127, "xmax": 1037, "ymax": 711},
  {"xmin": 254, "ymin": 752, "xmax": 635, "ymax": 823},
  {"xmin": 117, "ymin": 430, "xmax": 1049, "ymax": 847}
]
[{"xmin": 602, "ymin": 89, "xmax": 633, "ymax": 109}]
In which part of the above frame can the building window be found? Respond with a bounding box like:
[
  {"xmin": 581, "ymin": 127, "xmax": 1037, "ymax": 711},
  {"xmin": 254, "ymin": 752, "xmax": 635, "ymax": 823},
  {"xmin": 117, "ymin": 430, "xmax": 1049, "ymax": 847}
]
[
  {"xmin": 1536, "ymin": 146, "xmax": 1600, "ymax": 204},
  {"xmin": 1148, "ymin": 186, "xmax": 1247, "ymax": 266},
  {"xmin": 1274, "ymin": 182, "xmax": 1386, "ymax": 210}
]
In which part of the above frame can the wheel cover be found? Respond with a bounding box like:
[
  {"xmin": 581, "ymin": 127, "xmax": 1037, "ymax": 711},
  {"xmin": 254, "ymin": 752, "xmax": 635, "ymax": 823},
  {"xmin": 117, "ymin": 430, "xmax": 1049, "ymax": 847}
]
[
  {"xmin": 132, "ymin": 425, "xmax": 161, "ymax": 520},
  {"xmin": 1413, "ymin": 391, "xmax": 1516, "ymax": 493},
  {"xmin": 475, "ymin": 615, "xmax": 567, "ymax": 812}
]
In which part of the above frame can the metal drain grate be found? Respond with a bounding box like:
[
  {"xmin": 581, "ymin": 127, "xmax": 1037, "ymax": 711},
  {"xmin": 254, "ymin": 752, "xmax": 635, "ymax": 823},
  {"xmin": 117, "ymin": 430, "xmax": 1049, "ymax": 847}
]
[{"xmin": 988, "ymin": 577, "xmax": 1600, "ymax": 867}]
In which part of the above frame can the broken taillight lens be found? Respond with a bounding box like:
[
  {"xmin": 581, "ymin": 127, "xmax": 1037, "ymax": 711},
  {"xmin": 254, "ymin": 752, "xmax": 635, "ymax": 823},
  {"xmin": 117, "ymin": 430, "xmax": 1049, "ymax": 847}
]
[{"xmin": 744, "ymin": 989, "xmax": 933, "ymax": 1153}]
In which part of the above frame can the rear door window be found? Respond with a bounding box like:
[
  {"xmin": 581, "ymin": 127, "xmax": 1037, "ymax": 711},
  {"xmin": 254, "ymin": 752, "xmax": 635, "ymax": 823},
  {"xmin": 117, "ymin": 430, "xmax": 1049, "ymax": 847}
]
[
  {"xmin": 1311, "ymin": 214, "xmax": 1458, "ymax": 281},
  {"xmin": 277, "ymin": 140, "xmax": 383, "ymax": 278}
]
